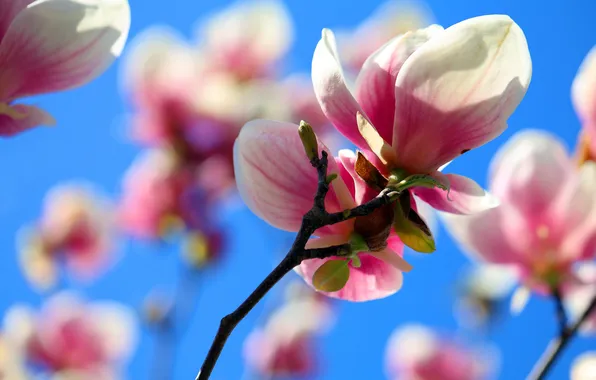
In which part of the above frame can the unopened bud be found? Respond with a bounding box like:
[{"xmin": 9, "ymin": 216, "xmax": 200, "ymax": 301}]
[{"xmin": 298, "ymin": 121, "xmax": 318, "ymax": 161}]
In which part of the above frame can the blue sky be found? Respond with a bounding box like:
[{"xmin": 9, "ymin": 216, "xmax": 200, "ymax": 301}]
[{"xmin": 1, "ymin": 0, "xmax": 595, "ymax": 379}]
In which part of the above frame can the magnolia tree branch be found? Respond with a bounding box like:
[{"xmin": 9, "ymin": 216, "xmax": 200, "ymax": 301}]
[
  {"xmin": 528, "ymin": 294, "xmax": 596, "ymax": 380},
  {"xmin": 196, "ymin": 148, "xmax": 397, "ymax": 380},
  {"xmin": 552, "ymin": 288, "xmax": 567, "ymax": 335}
]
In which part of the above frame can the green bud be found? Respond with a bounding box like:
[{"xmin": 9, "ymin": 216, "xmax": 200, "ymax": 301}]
[
  {"xmin": 393, "ymin": 192, "xmax": 436, "ymax": 253},
  {"xmin": 349, "ymin": 233, "xmax": 369, "ymax": 254},
  {"xmin": 298, "ymin": 121, "xmax": 318, "ymax": 161},
  {"xmin": 326, "ymin": 173, "xmax": 338, "ymax": 184},
  {"xmin": 312, "ymin": 259, "xmax": 350, "ymax": 292},
  {"xmin": 350, "ymin": 255, "xmax": 362, "ymax": 268}
]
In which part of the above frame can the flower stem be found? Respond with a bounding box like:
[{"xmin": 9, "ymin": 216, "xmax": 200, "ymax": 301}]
[
  {"xmin": 196, "ymin": 150, "xmax": 397, "ymax": 379},
  {"xmin": 528, "ymin": 294, "xmax": 596, "ymax": 380}
]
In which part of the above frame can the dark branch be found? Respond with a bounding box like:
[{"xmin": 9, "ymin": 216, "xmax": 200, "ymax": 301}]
[
  {"xmin": 553, "ymin": 287, "xmax": 567, "ymax": 335},
  {"xmin": 196, "ymin": 150, "xmax": 395, "ymax": 380},
  {"xmin": 528, "ymin": 294, "xmax": 596, "ymax": 380}
]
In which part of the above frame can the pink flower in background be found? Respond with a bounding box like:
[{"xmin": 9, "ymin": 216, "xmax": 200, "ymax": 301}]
[
  {"xmin": 198, "ymin": 0, "xmax": 293, "ymax": 81},
  {"xmin": 337, "ymin": 0, "xmax": 433, "ymax": 71},
  {"xmin": 244, "ymin": 282, "xmax": 333, "ymax": 377},
  {"xmin": 3, "ymin": 293, "xmax": 136, "ymax": 378},
  {"xmin": 312, "ymin": 16, "xmax": 531, "ymax": 216},
  {"xmin": 18, "ymin": 183, "xmax": 115, "ymax": 291},
  {"xmin": 443, "ymin": 131, "xmax": 596, "ymax": 299},
  {"xmin": 0, "ymin": 0, "xmax": 130, "ymax": 137},
  {"xmin": 564, "ymin": 264, "xmax": 596, "ymax": 334},
  {"xmin": 235, "ymin": 120, "xmax": 411, "ymax": 301},
  {"xmin": 386, "ymin": 324, "xmax": 497, "ymax": 380},
  {"xmin": 0, "ymin": 333, "xmax": 28, "ymax": 379},
  {"xmin": 571, "ymin": 352, "xmax": 596, "ymax": 380},
  {"xmin": 572, "ymin": 46, "xmax": 596, "ymax": 162}
]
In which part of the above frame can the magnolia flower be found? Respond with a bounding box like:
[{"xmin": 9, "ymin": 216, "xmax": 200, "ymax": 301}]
[
  {"xmin": 337, "ymin": 0, "xmax": 433, "ymax": 71},
  {"xmin": 18, "ymin": 183, "xmax": 115, "ymax": 290},
  {"xmin": 564, "ymin": 263, "xmax": 596, "ymax": 334},
  {"xmin": 198, "ymin": 0, "xmax": 293, "ymax": 80},
  {"xmin": 312, "ymin": 15, "xmax": 531, "ymax": 252},
  {"xmin": 571, "ymin": 352, "xmax": 596, "ymax": 380},
  {"xmin": 572, "ymin": 46, "xmax": 596, "ymax": 162},
  {"xmin": 235, "ymin": 121, "xmax": 411, "ymax": 301},
  {"xmin": 443, "ymin": 131, "xmax": 596, "ymax": 304},
  {"xmin": 0, "ymin": 0, "xmax": 130, "ymax": 137},
  {"xmin": 244, "ymin": 282, "xmax": 333, "ymax": 376},
  {"xmin": 0, "ymin": 334, "xmax": 29, "ymax": 380},
  {"xmin": 386, "ymin": 324, "xmax": 497, "ymax": 380},
  {"xmin": 3, "ymin": 293, "xmax": 136, "ymax": 378}
]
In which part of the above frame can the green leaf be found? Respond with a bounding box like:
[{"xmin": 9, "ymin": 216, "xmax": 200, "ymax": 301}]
[
  {"xmin": 394, "ymin": 174, "xmax": 449, "ymax": 193},
  {"xmin": 393, "ymin": 192, "xmax": 436, "ymax": 253},
  {"xmin": 350, "ymin": 255, "xmax": 362, "ymax": 268},
  {"xmin": 312, "ymin": 259, "xmax": 350, "ymax": 292}
]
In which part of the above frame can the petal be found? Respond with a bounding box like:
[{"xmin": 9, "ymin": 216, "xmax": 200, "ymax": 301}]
[
  {"xmin": 355, "ymin": 25, "xmax": 443, "ymax": 143},
  {"xmin": 440, "ymin": 206, "xmax": 525, "ymax": 264},
  {"xmin": 392, "ymin": 15, "xmax": 532, "ymax": 173},
  {"xmin": 297, "ymin": 254, "xmax": 403, "ymax": 302},
  {"xmin": 572, "ymin": 46, "xmax": 596, "ymax": 128},
  {"xmin": 490, "ymin": 130, "xmax": 572, "ymax": 219},
  {"xmin": 0, "ymin": 104, "xmax": 55, "ymax": 136},
  {"xmin": 0, "ymin": 0, "xmax": 32, "ymax": 39},
  {"xmin": 369, "ymin": 247, "xmax": 412, "ymax": 272},
  {"xmin": 234, "ymin": 120, "xmax": 354, "ymax": 235},
  {"xmin": 311, "ymin": 28, "xmax": 368, "ymax": 148},
  {"xmin": 89, "ymin": 302, "xmax": 137, "ymax": 360},
  {"xmin": 414, "ymin": 173, "xmax": 499, "ymax": 215},
  {"xmin": 0, "ymin": 0, "xmax": 131, "ymax": 100}
]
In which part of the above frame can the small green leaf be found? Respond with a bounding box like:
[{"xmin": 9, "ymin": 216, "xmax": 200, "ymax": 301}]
[
  {"xmin": 393, "ymin": 193, "xmax": 436, "ymax": 253},
  {"xmin": 349, "ymin": 233, "xmax": 369, "ymax": 254},
  {"xmin": 312, "ymin": 259, "xmax": 350, "ymax": 292},
  {"xmin": 394, "ymin": 174, "xmax": 449, "ymax": 193},
  {"xmin": 350, "ymin": 256, "xmax": 362, "ymax": 268},
  {"xmin": 326, "ymin": 173, "xmax": 338, "ymax": 184}
]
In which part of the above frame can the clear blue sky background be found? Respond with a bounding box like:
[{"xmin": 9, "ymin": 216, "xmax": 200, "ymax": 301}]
[{"xmin": 1, "ymin": 0, "xmax": 595, "ymax": 379}]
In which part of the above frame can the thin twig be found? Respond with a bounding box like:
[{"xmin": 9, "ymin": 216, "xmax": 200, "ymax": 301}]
[
  {"xmin": 528, "ymin": 294, "xmax": 596, "ymax": 380},
  {"xmin": 552, "ymin": 288, "xmax": 567, "ymax": 335},
  {"xmin": 196, "ymin": 151, "xmax": 396, "ymax": 380}
]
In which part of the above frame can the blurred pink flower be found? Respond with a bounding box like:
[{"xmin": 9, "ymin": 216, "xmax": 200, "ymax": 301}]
[
  {"xmin": 337, "ymin": 0, "xmax": 433, "ymax": 71},
  {"xmin": 573, "ymin": 46, "xmax": 596, "ymax": 160},
  {"xmin": 386, "ymin": 324, "xmax": 497, "ymax": 380},
  {"xmin": 571, "ymin": 352, "xmax": 596, "ymax": 380},
  {"xmin": 244, "ymin": 282, "xmax": 333, "ymax": 377},
  {"xmin": 564, "ymin": 263, "xmax": 596, "ymax": 334},
  {"xmin": 198, "ymin": 0, "xmax": 293, "ymax": 81},
  {"xmin": 0, "ymin": 333, "xmax": 28, "ymax": 379},
  {"xmin": 443, "ymin": 131, "xmax": 596, "ymax": 297},
  {"xmin": 18, "ymin": 183, "xmax": 115, "ymax": 291},
  {"xmin": 312, "ymin": 16, "xmax": 531, "ymax": 215},
  {"xmin": 0, "ymin": 0, "xmax": 130, "ymax": 137},
  {"xmin": 3, "ymin": 293, "xmax": 136, "ymax": 378},
  {"xmin": 235, "ymin": 120, "xmax": 411, "ymax": 301}
]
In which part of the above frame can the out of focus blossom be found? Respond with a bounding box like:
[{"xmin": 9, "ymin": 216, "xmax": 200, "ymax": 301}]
[
  {"xmin": 244, "ymin": 282, "xmax": 333, "ymax": 377},
  {"xmin": 385, "ymin": 324, "xmax": 497, "ymax": 380},
  {"xmin": 571, "ymin": 352, "xmax": 596, "ymax": 380},
  {"xmin": 3, "ymin": 293, "xmax": 136, "ymax": 378},
  {"xmin": 573, "ymin": 46, "xmax": 596, "ymax": 163},
  {"xmin": 443, "ymin": 131, "xmax": 596, "ymax": 302},
  {"xmin": 311, "ymin": 16, "xmax": 531, "ymax": 252},
  {"xmin": 18, "ymin": 183, "xmax": 115, "ymax": 290},
  {"xmin": 337, "ymin": 0, "xmax": 433, "ymax": 71},
  {"xmin": 455, "ymin": 265, "xmax": 517, "ymax": 328},
  {"xmin": 198, "ymin": 0, "xmax": 293, "ymax": 80},
  {"xmin": 0, "ymin": 0, "xmax": 130, "ymax": 137},
  {"xmin": 0, "ymin": 334, "xmax": 28, "ymax": 379},
  {"xmin": 564, "ymin": 263, "xmax": 596, "ymax": 334},
  {"xmin": 235, "ymin": 121, "xmax": 410, "ymax": 301}
]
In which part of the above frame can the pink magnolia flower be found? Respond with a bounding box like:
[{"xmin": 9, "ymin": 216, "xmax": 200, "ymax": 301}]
[
  {"xmin": 244, "ymin": 282, "xmax": 333, "ymax": 377},
  {"xmin": 0, "ymin": 0, "xmax": 130, "ymax": 137},
  {"xmin": 386, "ymin": 324, "xmax": 497, "ymax": 380},
  {"xmin": 0, "ymin": 333, "xmax": 29, "ymax": 380},
  {"xmin": 443, "ymin": 131, "xmax": 596, "ymax": 298},
  {"xmin": 198, "ymin": 0, "xmax": 293, "ymax": 81},
  {"xmin": 18, "ymin": 183, "xmax": 115, "ymax": 290},
  {"xmin": 572, "ymin": 46, "xmax": 596, "ymax": 161},
  {"xmin": 337, "ymin": 0, "xmax": 433, "ymax": 71},
  {"xmin": 564, "ymin": 263, "xmax": 596, "ymax": 334},
  {"xmin": 312, "ymin": 16, "xmax": 531, "ymax": 216},
  {"xmin": 235, "ymin": 120, "xmax": 411, "ymax": 301},
  {"xmin": 3, "ymin": 293, "xmax": 136, "ymax": 378}
]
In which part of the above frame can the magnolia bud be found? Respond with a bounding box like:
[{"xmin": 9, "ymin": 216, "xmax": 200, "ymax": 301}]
[{"xmin": 298, "ymin": 121, "xmax": 318, "ymax": 161}]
